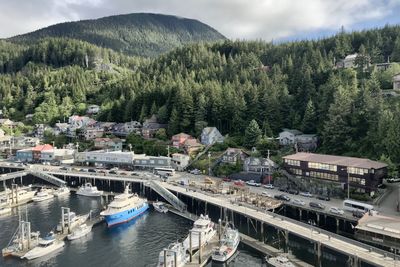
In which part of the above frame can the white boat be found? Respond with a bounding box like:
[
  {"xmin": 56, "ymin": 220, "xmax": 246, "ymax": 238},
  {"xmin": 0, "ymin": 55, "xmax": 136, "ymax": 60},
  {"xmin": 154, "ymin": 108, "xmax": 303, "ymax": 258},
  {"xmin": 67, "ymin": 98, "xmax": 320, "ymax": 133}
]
[
  {"xmin": 157, "ymin": 242, "xmax": 189, "ymax": 267},
  {"xmin": 212, "ymin": 225, "xmax": 240, "ymax": 262},
  {"xmin": 76, "ymin": 183, "xmax": 103, "ymax": 197},
  {"xmin": 53, "ymin": 186, "xmax": 70, "ymax": 197},
  {"xmin": 0, "ymin": 186, "xmax": 36, "ymax": 205},
  {"xmin": 32, "ymin": 188, "xmax": 54, "ymax": 202},
  {"xmin": 21, "ymin": 233, "xmax": 64, "ymax": 260},
  {"xmin": 153, "ymin": 202, "xmax": 168, "ymax": 213},
  {"xmin": 266, "ymin": 255, "xmax": 296, "ymax": 267},
  {"xmin": 56, "ymin": 211, "xmax": 89, "ymax": 232},
  {"xmin": 183, "ymin": 214, "xmax": 216, "ymax": 251},
  {"xmin": 0, "ymin": 205, "xmax": 11, "ymax": 215},
  {"xmin": 67, "ymin": 224, "xmax": 92, "ymax": 240}
]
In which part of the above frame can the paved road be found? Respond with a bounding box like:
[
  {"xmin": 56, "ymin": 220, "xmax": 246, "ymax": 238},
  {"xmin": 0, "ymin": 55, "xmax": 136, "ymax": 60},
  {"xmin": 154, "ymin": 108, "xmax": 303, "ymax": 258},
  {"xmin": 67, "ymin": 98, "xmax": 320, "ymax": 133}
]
[{"xmin": 377, "ymin": 181, "xmax": 400, "ymax": 216}]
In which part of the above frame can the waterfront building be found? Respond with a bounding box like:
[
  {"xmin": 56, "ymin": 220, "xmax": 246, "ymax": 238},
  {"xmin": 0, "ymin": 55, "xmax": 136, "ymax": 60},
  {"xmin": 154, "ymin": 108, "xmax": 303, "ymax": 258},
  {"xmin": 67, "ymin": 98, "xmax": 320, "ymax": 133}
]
[
  {"xmin": 171, "ymin": 153, "xmax": 190, "ymax": 171},
  {"xmin": 76, "ymin": 150, "xmax": 135, "ymax": 166},
  {"xmin": 283, "ymin": 152, "xmax": 387, "ymax": 194},
  {"xmin": 133, "ymin": 155, "xmax": 171, "ymax": 170}
]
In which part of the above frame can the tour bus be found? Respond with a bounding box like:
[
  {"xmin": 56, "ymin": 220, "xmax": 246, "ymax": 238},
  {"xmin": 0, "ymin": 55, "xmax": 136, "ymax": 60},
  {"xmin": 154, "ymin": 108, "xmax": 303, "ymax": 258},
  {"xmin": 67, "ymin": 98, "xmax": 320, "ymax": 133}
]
[
  {"xmin": 343, "ymin": 199, "xmax": 374, "ymax": 212},
  {"xmin": 154, "ymin": 167, "xmax": 175, "ymax": 177}
]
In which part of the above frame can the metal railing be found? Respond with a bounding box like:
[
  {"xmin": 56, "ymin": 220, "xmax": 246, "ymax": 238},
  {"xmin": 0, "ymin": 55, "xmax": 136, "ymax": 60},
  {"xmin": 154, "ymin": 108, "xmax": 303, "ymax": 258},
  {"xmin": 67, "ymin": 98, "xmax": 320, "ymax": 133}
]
[
  {"xmin": 29, "ymin": 171, "xmax": 66, "ymax": 187},
  {"xmin": 148, "ymin": 180, "xmax": 186, "ymax": 212},
  {"xmin": 0, "ymin": 171, "xmax": 28, "ymax": 181}
]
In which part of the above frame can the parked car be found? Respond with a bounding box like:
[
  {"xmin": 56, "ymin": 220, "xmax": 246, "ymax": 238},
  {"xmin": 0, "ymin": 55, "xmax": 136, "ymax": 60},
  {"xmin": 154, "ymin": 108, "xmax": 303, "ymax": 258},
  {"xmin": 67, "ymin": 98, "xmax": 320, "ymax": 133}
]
[
  {"xmin": 119, "ymin": 172, "xmax": 128, "ymax": 175},
  {"xmin": 234, "ymin": 180, "xmax": 245, "ymax": 186},
  {"xmin": 309, "ymin": 202, "xmax": 325, "ymax": 210},
  {"xmin": 88, "ymin": 169, "xmax": 96, "ymax": 173},
  {"xmin": 263, "ymin": 184, "xmax": 274, "ymax": 189},
  {"xmin": 293, "ymin": 199, "xmax": 305, "ymax": 206},
  {"xmin": 223, "ymin": 177, "xmax": 231, "ymax": 182},
  {"xmin": 329, "ymin": 207, "xmax": 344, "ymax": 215},
  {"xmin": 255, "ymin": 183, "xmax": 262, "ymax": 187},
  {"xmin": 387, "ymin": 178, "xmax": 400, "ymax": 183},
  {"xmin": 262, "ymin": 191, "xmax": 272, "ymax": 198},
  {"xmin": 109, "ymin": 170, "xmax": 117, "ymax": 175},
  {"xmin": 316, "ymin": 195, "xmax": 330, "ymax": 201},
  {"xmin": 190, "ymin": 169, "xmax": 201, "ymax": 175},
  {"xmin": 300, "ymin": 191, "xmax": 313, "ymax": 198},
  {"xmin": 80, "ymin": 168, "xmax": 88, "ymax": 172},
  {"xmin": 60, "ymin": 166, "xmax": 68, "ymax": 171},
  {"xmin": 274, "ymin": 194, "xmax": 290, "ymax": 201},
  {"xmin": 352, "ymin": 210, "xmax": 365, "ymax": 218},
  {"xmin": 279, "ymin": 187, "xmax": 288, "ymax": 192},
  {"xmin": 246, "ymin": 180, "xmax": 257, "ymax": 186},
  {"xmin": 288, "ymin": 189, "xmax": 299, "ymax": 195}
]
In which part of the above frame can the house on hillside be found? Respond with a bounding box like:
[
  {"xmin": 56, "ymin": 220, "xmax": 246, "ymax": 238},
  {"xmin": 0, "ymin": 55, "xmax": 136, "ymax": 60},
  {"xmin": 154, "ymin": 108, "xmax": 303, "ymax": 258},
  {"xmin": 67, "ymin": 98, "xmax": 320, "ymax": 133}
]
[
  {"xmin": 278, "ymin": 128, "xmax": 318, "ymax": 151},
  {"xmin": 53, "ymin": 123, "xmax": 69, "ymax": 136},
  {"xmin": 172, "ymin": 153, "xmax": 190, "ymax": 171},
  {"xmin": 82, "ymin": 127, "xmax": 104, "ymax": 141},
  {"xmin": 243, "ymin": 157, "xmax": 276, "ymax": 174},
  {"xmin": 184, "ymin": 139, "xmax": 204, "ymax": 155},
  {"xmin": 142, "ymin": 115, "xmax": 167, "ymax": 139},
  {"xmin": 95, "ymin": 122, "xmax": 116, "ymax": 134},
  {"xmin": 221, "ymin": 148, "xmax": 249, "ymax": 164},
  {"xmin": 394, "ymin": 73, "xmax": 400, "ymax": 90},
  {"xmin": 344, "ymin": 54, "xmax": 358, "ymax": 68},
  {"xmin": 200, "ymin": 127, "xmax": 224, "ymax": 145},
  {"xmin": 278, "ymin": 129, "xmax": 302, "ymax": 145},
  {"xmin": 94, "ymin": 138, "xmax": 123, "ymax": 151},
  {"xmin": 171, "ymin": 133, "xmax": 193, "ymax": 149},
  {"xmin": 112, "ymin": 121, "xmax": 141, "ymax": 137},
  {"xmin": 87, "ymin": 105, "xmax": 100, "ymax": 115},
  {"xmin": 0, "ymin": 119, "xmax": 14, "ymax": 128}
]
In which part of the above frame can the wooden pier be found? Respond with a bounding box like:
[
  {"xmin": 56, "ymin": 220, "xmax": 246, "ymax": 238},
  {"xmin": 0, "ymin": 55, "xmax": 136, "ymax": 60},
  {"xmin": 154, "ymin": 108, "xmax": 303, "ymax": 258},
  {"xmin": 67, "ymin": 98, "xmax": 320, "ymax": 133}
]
[{"xmin": 185, "ymin": 234, "xmax": 219, "ymax": 267}]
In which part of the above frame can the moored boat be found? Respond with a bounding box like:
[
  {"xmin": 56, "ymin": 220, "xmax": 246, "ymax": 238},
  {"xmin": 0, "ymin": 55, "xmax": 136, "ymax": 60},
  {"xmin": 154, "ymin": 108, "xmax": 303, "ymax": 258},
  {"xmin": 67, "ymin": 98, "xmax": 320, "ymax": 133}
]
[
  {"xmin": 67, "ymin": 224, "xmax": 92, "ymax": 240},
  {"xmin": 100, "ymin": 186, "xmax": 149, "ymax": 227},
  {"xmin": 212, "ymin": 224, "xmax": 240, "ymax": 262},
  {"xmin": 183, "ymin": 214, "xmax": 216, "ymax": 251},
  {"xmin": 0, "ymin": 186, "xmax": 36, "ymax": 206},
  {"xmin": 157, "ymin": 242, "xmax": 188, "ymax": 267},
  {"xmin": 53, "ymin": 186, "xmax": 70, "ymax": 197},
  {"xmin": 76, "ymin": 183, "xmax": 103, "ymax": 197},
  {"xmin": 0, "ymin": 205, "xmax": 11, "ymax": 215},
  {"xmin": 265, "ymin": 255, "xmax": 296, "ymax": 267},
  {"xmin": 153, "ymin": 201, "xmax": 168, "ymax": 213},
  {"xmin": 21, "ymin": 232, "xmax": 64, "ymax": 260},
  {"xmin": 32, "ymin": 188, "xmax": 54, "ymax": 202}
]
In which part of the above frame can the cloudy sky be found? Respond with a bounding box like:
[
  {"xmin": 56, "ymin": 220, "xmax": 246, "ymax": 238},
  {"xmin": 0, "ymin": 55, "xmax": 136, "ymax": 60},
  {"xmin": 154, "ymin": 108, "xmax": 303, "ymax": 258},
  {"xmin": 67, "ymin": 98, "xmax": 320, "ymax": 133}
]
[{"xmin": 1, "ymin": 0, "xmax": 400, "ymax": 40}]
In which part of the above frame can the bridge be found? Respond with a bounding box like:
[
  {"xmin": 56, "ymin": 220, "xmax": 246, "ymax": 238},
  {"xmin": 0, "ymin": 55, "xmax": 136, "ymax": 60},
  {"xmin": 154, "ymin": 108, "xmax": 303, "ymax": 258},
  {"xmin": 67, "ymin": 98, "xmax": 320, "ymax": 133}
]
[
  {"xmin": 147, "ymin": 180, "xmax": 187, "ymax": 212},
  {"xmin": 0, "ymin": 169, "xmax": 66, "ymax": 187}
]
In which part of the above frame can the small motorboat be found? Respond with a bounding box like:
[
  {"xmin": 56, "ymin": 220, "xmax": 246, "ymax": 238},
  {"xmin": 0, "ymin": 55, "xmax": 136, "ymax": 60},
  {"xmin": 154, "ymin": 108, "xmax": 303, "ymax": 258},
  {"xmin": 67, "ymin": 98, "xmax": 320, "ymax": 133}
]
[
  {"xmin": 0, "ymin": 205, "xmax": 11, "ymax": 215},
  {"xmin": 76, "ymin": 183, "xmax": 103, "ymax": 197},
  {"xmin": 53, "ymin": 186, "xmax": 70, "ymax": 197},
  {"xmin": 32, "ymin": 188, "xmax": 54, "ymax": 202},
  {"xmin": 157, "ymin": 242, "xmax": 189, "ymax": 267},
  {"xmin": 21, "ymin": 232, "xmax": 64, "ymax": 260},
  {"xmin": 265, "ymin": 255, "xmax": 296, "ymax": 267},
  {"xmin": 153, "ymin": 202, "xmax": 168, "ymax": 213},
  {"xmin": 67, "ymin": 224, "xmax": 92, "ymax": 240}
]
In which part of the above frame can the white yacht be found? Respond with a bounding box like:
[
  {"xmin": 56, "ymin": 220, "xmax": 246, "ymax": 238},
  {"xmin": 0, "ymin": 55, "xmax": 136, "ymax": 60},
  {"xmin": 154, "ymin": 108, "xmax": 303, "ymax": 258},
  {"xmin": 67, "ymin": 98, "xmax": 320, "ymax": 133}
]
[
  {"xmin": 67, "ymin": 224, "xmax": 92, "ymax": 240},
  {"xmin": 76, "ymin": 183, "xmax": 103, "ymax": 197},
  {"xmin": 100, "ymin": 186, "xmax": 149, "ymax": 227},
  {"xmin": 183, "ymin": 214, "xmax": 216, "ymax": 251},
  {"xmin": 266, "ymin": 255, "xmax": 296, "ymax": 267},
  {"xmin": 157, "ymin": 242, "xmax": 188, "ymax": 267},
  {"xmin": 1, "ymin": 186, "xmax": 36, "ymax": 205},
  {"xmin": 21, "ymin": 232, "xmax": 65, "ymax": 260},
  {"xmin": 153, "ymin": 201, "xmax": 168, "ymax": 213},
  {"xmin": 53, "ymin": 186, "xmax": 70, "ymax": 197},
  {"xmin": 56, "ymin": 211, "xmax": 89, "ymax": 232},
  {"xmin": 32, "ymin": 188, "xmax": 54, "ymax": 202},
  {"xmin": 212, "ymin": 225, "xmax": 240, "ymax": 262}
]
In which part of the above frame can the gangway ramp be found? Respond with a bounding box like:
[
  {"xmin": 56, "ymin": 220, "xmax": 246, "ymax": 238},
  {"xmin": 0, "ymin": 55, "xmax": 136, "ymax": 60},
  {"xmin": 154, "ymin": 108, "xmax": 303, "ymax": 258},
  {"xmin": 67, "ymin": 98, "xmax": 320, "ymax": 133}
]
[
  {"xmin": 29, "ymin": 171, "xmax": 66, "ymax": 187},
  {"xmin": 0, "ymin": 171, "xmax": 28, "ymax": 181},
  {"xmin": 148, "ymin": 180, "xmax": 186, "ymax": 212}
]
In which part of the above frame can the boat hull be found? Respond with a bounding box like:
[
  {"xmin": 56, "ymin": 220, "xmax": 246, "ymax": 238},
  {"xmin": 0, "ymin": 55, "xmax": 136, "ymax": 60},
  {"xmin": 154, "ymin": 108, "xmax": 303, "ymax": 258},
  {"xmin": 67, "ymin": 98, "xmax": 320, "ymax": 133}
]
[
  {"xmin": 32, "ymin": 195, "xmax": 54, "ymax": 202},
  {"xmin": 21, "ymin": 241, "xmax": 65, "ymax": 260},
  {"xmin": 76, "ymin": 191, "xmax": 103, "ymax": 197},
  {"xmin": 103, "ymin": 202, "xmax": 149, "ymax": 227},
  {"xmin": 67, "ymin": 226, "xmax": 92, "ymax": 240}
]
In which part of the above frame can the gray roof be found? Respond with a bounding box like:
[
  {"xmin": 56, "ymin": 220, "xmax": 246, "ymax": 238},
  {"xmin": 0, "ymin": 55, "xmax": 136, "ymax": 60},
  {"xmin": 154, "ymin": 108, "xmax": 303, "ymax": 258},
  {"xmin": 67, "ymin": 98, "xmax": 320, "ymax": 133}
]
[{"xmin": 282, "ymin": 128, "xmax": 302, "ymax": 135}]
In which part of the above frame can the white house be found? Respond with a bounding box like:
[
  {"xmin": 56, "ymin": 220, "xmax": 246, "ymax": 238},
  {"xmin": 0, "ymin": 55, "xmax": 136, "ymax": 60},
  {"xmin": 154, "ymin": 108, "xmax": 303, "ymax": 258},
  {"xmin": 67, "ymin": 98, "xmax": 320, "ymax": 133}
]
[
  {"xmin": 200, "ymin": 127, "xmax": 224, "ymax": 145},
  {"xmin": 278, "ymin": 129, "xmax": 302, "ymax": 145},
  {"xmin": 172, "ymin": 153, "xmax": 190, "ymax": 171},
  {"xmin": 344, "ymin": 54, "xmax": 358, "ymax": 68},
  {"xmin": 68, "ymin": 115, "xmax": 94, "ymax": 128},
  {"xmin": 394, "ymin": 73, "xmax": 400, "ymax": 90},
  {"xmin": 87, "ymin": 105, "xmax": 100, "ymax": 114},
  {"xmin": 279, "ymin": 129, "xmax": 318, "ymax": 150}
]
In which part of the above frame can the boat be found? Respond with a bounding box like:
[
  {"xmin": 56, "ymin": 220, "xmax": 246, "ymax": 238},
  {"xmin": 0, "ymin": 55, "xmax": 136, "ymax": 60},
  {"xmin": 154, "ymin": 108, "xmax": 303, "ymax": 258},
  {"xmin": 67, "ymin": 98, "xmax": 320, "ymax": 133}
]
[
  {"xmin": 32, "ymin": 188, "xmax": 54, "ymax": 202},
  {"xmin": 21, "ymin": 232, "xmax": 64, "ymax": 260},
  {"xmin": 212, "ymin": 224, "xmax": 240, "ymax": 262},
  {"xmin": 153, "ymin": 201, "xmax": 168, "ymax": 213},
  {"xmin": 0, "ymin": 205, "xmax": 11, "ymax": 215},
  {"xmin": 100, "ymin": 185, "xmax": 149, "ymax": 227},
  {"xmin": 157, "ymin": 242, "xmax": 189, "ymax": 267},
  {"xmin": 76, "ymin": 183, "xmax": 103, "ymax": 197},
  {"xmin": 265, "ymin": 255, "xmax": 296, "ymax": 267},
  {"xmin": 56, "ymin": 211, "xmax": 89, "ymax": 232},
  {"xmin": 0, "ymin": 186, "xmax": 36, "ymax": 206},
  {"xmin": 53, "ymin": 186, "xmax": 70, "ymax": 197},
  {"xmin": 183, "ymin": 214, "xmax": 216, "ymax": 250},
  {"xmin": 67, "ymin": 224, "xmax": 92, "ymax": 240}
]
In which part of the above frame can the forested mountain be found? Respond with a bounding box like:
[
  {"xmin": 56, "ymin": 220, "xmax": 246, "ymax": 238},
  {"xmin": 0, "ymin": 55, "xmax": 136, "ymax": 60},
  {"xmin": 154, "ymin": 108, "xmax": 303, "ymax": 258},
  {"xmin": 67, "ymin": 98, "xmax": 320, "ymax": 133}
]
[
  {"xmin": 1, "ymin": 25, "xmax": 400, "ymax": 165},
  {"xmin": 7, "ymin": 13, "xmax": 226, "ymax": 57}
]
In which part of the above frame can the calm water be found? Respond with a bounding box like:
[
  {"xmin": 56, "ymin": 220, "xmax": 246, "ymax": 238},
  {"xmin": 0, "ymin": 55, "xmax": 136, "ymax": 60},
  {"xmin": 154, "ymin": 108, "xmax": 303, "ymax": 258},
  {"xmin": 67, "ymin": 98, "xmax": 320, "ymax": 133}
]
[{"xmin": 0, "ymin": 195, "xmax": 262, "ymax": 267}]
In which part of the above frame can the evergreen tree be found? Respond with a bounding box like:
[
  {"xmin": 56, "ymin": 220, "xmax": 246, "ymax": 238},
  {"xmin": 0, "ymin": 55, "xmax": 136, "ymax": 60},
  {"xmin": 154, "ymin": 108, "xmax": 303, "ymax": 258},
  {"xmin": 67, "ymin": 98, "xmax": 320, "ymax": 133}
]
[
  {"xmin": 244, "ymin": 119, "xmax": 262, "ymax": 149},
  {"xmin": 301, "ymin": 99, "xmax": 316, "ymax": 133},
  {"xmin": 168, "ymin": 108, "xmax": 180, "ymax": 136}
]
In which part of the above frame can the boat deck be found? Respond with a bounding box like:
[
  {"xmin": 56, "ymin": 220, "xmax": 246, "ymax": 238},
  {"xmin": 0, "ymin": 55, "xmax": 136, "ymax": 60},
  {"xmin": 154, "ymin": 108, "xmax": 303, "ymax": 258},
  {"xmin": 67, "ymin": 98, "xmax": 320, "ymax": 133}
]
[
  {"xmin": 55, "ymin": 216, "xmax": 104, "ymax": 241},
  {"xmin": 184, "ymin": 234, "xmax": 219, "ymax": 267}
]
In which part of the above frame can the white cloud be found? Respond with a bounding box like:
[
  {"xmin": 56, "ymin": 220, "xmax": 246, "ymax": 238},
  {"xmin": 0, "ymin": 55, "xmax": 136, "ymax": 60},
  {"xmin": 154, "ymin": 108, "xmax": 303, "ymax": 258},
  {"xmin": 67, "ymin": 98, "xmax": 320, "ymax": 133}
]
[{"xmin": 0, "ymin": 0, "xmax": 398, "ymax": 39}]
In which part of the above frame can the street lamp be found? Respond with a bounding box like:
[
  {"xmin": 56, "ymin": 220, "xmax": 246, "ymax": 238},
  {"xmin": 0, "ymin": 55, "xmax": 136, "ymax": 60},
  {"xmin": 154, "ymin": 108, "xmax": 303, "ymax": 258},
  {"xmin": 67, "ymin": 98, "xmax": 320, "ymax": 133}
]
[{"xmin": 341, "ymin": 167, "xmax": 350, "ymax": 199}]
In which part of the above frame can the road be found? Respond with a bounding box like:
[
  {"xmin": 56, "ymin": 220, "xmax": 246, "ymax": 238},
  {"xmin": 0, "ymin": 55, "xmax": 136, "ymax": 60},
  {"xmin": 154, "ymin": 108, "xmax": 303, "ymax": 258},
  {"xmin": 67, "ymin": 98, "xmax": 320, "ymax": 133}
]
[{"xmin": 377, "ymin": 181, "xmax": 400, "ymax": 216}]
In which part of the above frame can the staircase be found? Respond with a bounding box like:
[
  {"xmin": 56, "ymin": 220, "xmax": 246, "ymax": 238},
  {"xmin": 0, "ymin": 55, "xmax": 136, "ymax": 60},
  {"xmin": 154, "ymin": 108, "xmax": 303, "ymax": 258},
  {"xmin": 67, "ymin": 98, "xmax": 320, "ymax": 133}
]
[
  {"xmin": 279, "ymin": 169, "xmax": 306, "ymax": 191},
  {"xmin": 29, "ymin": 171, "xmax": 66, "ymax": 187},
  {"xmin": 0, "ymin": 171, "xmax": 28, "ymax": 182},
  {"xmin": 183, "ymin": 144, "xmax": 214, "ymax": 171},
  {"xmin": 148, "ymin": 180, "xmax": 186, "ymax": 212}
]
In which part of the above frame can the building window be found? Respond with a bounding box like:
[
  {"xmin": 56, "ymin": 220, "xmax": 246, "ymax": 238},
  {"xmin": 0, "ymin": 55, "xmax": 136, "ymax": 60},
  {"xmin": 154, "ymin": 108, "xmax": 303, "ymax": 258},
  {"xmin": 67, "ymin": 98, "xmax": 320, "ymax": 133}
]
[
  {"xmin": 285, "ymin": 159, "xmax": 300, "ymax": 166},
  {"xmin": 309, "ymin": 171, "xmax": 338, "ymax": 181},
  {"xmin": 348, "ymin": 167, "xmax": 368, "ymax": 175},
  {"xmin": 150, "ymin": 160, "xmax": 155, "ymax": 164},
  {"xmin": 308, "ymin": 162, "xmax": 337, "ymax": 171},
  {"xmin": 349, "ymin": 176, "xmax": 366, "ymax": 185},
  {"xmin": 289, "ymin": 168, "xmax": 302, "ymax": 176}
]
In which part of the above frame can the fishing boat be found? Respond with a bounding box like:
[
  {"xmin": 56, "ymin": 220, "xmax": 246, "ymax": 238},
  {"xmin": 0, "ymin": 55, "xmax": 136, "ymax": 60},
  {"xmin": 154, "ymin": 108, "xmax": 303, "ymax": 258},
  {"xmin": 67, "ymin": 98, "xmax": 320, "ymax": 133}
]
[
  {"xmin": 212, "ymin": 224, "xmax": 240, "ymax": 262},
  {"xmin": 0, "ymin": 186, "xmax": 36, "ymax": 206},
  {"xmin": 56, "ymin": 211, "xmax": 89, "ymax": 232},
  {"xmin": 32, "ymin": 188, "xmax": 54, "ymax": 202},
  {"xmin": 157, "ymin": 242, "xmax": 189, "ymax": 267},
  {"xmin": 100, "ymin": 185, "xmax": 149, "ymax": 227},
  {"xmin": 265, "ymin": 255, "xmax": 296, "ymax": 267},
  {"xmin": 153, "ymin": 201, "xmax": 168, "ymax": 213},
  {"xmin": 76, "ymin": 183, "xmax": 103, "ymax": 197},
  {"xmin": 21, "ymin": 232, "xmax": 64, "ymax": 260},
  {"xmin": 67, "ymin": 224, "xmax": 92, "ymax": 240},
  {"xmin": 183, "ymin": 214, "xmax": 216, "ymax": 251},
  {"xmin": 53, "ymin": 186, "xmax": 70, "ymax": 197}
]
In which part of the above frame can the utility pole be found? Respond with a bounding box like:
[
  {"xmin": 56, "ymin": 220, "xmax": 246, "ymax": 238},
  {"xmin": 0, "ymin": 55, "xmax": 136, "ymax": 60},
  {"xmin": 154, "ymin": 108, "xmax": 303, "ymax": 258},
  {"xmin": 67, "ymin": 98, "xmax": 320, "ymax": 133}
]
[
  {"xmin": 347, "ymin": 172, "xmax": 350, "ymax": 200},
  {"xmin": 208, "ymin": 152, "xmax": 211, "ymax": 176},
  {"xmin": 267, "ymin": 149, "xmax": 271, "ymax": 185}
]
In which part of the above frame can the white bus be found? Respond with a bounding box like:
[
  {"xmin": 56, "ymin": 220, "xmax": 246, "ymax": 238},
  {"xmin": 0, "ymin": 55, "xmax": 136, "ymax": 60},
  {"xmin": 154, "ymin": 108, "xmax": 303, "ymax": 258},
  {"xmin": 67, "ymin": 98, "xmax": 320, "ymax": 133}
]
[
  {"xmin": 154, "ymin": 167, "xmax": 175, "ymax": 177},
  {"xmin": 343, "ymin": 199, "xmax": 374, "ymax": 212}
]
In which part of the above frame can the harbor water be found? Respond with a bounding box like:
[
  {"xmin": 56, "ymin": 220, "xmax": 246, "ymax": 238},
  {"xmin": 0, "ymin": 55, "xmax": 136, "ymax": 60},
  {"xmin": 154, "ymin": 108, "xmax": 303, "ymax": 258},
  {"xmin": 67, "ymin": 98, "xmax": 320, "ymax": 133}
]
[{"xmin": 0, "ymin": 194, "xmax": 262, "ymax": 267}]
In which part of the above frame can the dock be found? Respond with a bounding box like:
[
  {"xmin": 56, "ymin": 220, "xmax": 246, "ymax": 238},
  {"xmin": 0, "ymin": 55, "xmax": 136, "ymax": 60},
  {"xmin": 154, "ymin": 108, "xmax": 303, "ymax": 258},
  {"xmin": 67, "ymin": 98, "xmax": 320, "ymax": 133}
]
[{"xmin": 185, "ymin": 234, "xmax": 219, "ymax": 267}]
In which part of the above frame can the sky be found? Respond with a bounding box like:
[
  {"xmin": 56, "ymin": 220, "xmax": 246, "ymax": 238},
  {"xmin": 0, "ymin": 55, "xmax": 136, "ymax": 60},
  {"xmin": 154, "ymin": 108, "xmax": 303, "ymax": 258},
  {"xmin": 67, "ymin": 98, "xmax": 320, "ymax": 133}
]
[{"xmin": 1, "ymin": 0, "xmax": 400, "ymax": 41}]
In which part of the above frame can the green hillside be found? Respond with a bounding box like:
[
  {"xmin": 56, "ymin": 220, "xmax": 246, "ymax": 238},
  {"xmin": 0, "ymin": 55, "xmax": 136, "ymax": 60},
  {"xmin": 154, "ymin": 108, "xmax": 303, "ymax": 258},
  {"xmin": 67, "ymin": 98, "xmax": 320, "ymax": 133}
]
[{"xmin": 7, "ymin": 13, "xmax": 226, "ymax": 57}]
